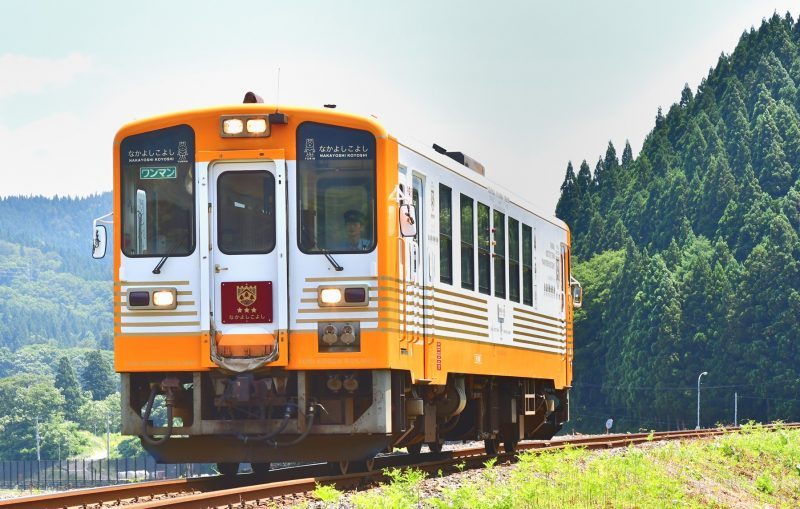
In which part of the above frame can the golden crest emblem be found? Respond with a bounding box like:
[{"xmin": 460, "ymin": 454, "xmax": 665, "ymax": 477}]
[{"xmin": 236, "ymin": 285, "xmax": 257, "ymax": 307}]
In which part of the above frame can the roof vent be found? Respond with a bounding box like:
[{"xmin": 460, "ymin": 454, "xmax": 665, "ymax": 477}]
[{"xmin": 432, "ymin": 144, "xmax": 485, "ymax": 176}]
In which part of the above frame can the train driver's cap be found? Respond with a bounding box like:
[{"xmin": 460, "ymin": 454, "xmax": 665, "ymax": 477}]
[{"xmin": 344, "ymin": 210, "xmax": 364, "ymax": 224}]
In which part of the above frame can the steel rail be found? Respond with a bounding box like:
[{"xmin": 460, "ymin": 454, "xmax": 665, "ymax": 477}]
[{"xmin": 8, "ymin": 423, "xmax": 798, "ymax": 508}]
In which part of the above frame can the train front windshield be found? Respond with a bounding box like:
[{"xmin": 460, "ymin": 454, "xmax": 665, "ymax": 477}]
[
  {"xmin": 120, "ymin": 125, "xmax": 196, "ymax": 257},
  {"xmin": 296, "ymin": 122, "xmax": 377, "ymax": 254}
]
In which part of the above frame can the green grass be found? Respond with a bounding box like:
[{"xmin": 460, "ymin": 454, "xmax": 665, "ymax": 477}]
[{"xmin": 310, "ymin": 423, "xmax": 800, "ymax": 508}]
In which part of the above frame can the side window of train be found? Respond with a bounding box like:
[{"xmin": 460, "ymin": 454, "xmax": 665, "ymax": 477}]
[
  {"xmin": 509, "ymin": 217, "xmax": 520, "ymax": 302},
  {"xmin": 522, "ymin": 224, "xmax": 533, "ymax": 306},
  {"xmin": 493, "ymin": 210, "xmax": 506, "ymax": 299},
  {"xmin": 460, "ymin": 194, "xmax": 474, "ymax": 290},
  {"xmin": 439, "ymin": 184, "xmax": 453, "ymax": 285},
  {"xmin": 477, "ymin": 202, "xmax": 491, "ymax": 295}
]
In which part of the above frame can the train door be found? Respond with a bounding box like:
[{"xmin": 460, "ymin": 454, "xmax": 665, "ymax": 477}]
[
  {"xmin": 410, "ymin": 174, "xmax": 433, "ymax": 377},
  {"xmin": 209, "ymin": 161, "xmax": 287, "ymax": 370}
]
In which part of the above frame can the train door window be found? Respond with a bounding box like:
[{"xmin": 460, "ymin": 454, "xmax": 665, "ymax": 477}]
[
  {"xmin": 509, "ymin": 217, "xmax": 520, "ymax": 302},
  {"xmin": 493, "ymin": 210, "xmax": 506, "ymax": 298},
  {"xmin": 522, "ymin": 224, "xmax": 533, "ymax": 306},
  {"xmin": 460, "ymin": 194, "xmax": 474, "ymax": 290},
  {"xmin": 217, "ymin": 171, "xmax": 276, "ymax": 254},
  {"xmin": 439, "ymin": 184, "xmax": 453, "ymax": 285},
  {"xmin": 477, "ymin": 202, "xmax": 491, "ymax": 295}
]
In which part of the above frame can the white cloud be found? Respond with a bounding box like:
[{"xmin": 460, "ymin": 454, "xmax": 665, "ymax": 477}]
[
  {"xmin": 0, "ymin": 53, "xmax": 93, "ymax": 99},
  {"xmin": 0, "ymin": 112, "xmax": 111, "ymax": 197}
]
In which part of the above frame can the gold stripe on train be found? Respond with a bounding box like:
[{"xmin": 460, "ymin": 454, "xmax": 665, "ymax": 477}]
[
  {"xmin": 435, "ymin": 315, "xmax": 489, "ymax": 330},
  {"xmin": 432, "ymin": 286, "xmax": 488, "ymax": 305},
  {"xmin": 117, "ymin": 321, "xmax": 201, "ymax": 327},
  {"xmin": 513, "ymin": 328, "xmax": 566, "ymax": 344},
  {"xmin": 117, "ymin": 280, "xmax": 191, "ymax": 287},
  {"xmin": 435, "ymin": 324, "xmax": 489, "ymax": 338},
  {"xmin": 115, "ymin": 311, "xmax": 198, "ymax": 317},
  {"xmin": 513, "ymin": 313, "xmax": 564, "ymax": 328},
  {"xmin": 295, "ymin": 317, "xmax": 379, "ymax": 324},
  {"xmin": 120, "ymin": 300, "xmax": 196, "ymax": 307},
  {"xmin": 513, "ymin": 307, "xmax": 565, "ymax": 324},
  {"xmin": 432, "ymin": 306, "xmax": 488, "ymax": 322},
  {"xmin": 431, "ymin": 296, "xmax": 487, "ymax": 313},
  {"xmin": 304, "ymin": 276, "xmax": 378, "ymax": 282},
  {"xmin": 512, "ymin": 337, "xmax": 566, "ymax": 352},
  {"xmin": 514, "ymin": 321, "xmax": 565, "ymax": 335}
]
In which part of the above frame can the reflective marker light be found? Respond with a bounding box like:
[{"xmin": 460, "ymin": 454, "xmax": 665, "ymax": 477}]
[
  {"xmin": 320, "ymin": 288, "xmax": 343, "ymax": 305},
  {"xmin": 153, "ymin": 290, "xmax": 176, "ymax": 308},
  {"xmin": 222, "ymin": 118, "xmax": 244, "ymax": 135},
  {"xmin": 128, "ymin": 291, "xmax": 150, "ymax": 307},
  {"xmin": 246, "ymin": 118, "xmax": 268, "ymax": 134}
]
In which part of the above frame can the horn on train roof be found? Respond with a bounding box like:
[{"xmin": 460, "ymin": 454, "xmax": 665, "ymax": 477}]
[{"xmin": 243, "ymin": 91, "xmax": 264, "ymax": 104}]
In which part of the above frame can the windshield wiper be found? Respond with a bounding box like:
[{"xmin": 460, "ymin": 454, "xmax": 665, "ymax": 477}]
[
  {"xmin": 322, "ymin": 250, "xmax": 344, "ymax": 271},
  {"xmin": 152, "ymin": 256, "xmax": 169, "ymax": 274},
  {"xmin": 152, "ymin": 235, "xmax": 190, "ymax": 274}
]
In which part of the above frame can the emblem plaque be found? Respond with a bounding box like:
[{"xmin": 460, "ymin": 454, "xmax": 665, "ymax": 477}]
[{"xmin": 221, "ymin": 281, "xmax": 273, "ymax": 324}]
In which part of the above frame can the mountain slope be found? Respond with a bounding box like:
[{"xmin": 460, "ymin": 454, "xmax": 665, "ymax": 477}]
[{"xmin": 557, "ymin": 13, "xmax": 800, "ymax": 431}]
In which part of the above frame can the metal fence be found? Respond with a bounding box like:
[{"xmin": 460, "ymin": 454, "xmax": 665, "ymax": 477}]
[{"xmin": 0, "ymin": 457, "xmax": 216, "ymax": 490}]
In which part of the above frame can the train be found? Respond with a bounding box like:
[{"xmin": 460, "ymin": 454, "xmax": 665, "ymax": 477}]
[{"xmin": 92, "ymin": 92, "xmax": 582, "ymax": 474}]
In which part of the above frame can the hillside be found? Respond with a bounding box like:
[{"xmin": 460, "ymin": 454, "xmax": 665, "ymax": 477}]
[
  {"xmin": 0, "ymin": 193, "xmax": 113, "ymax": 349},
  {"xmin": 557, "ymin": 13, "xmax": 800, "ymax": 431}
]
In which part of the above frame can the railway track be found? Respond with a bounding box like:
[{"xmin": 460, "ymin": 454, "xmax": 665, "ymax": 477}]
[{"xmin": 7, "ymin": 423, "xmax": 798, "ymax": 509}]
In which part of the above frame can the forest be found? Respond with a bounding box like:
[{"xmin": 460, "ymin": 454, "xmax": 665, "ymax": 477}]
[
  {"xmin": 557, "ymin": 12, "xmax": 800, "ymax": 431},
  {"xmin": 0, "ymin": 193, "xmax": 138, "ymax": 459}
]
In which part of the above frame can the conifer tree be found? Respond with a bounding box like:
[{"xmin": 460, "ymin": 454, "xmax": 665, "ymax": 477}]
[
  {"xmin": 55, "ymin": 356, "xmax": 84, "ymax": 421},
  {"xmin": 621, "ymin": 140, "xmax": 634, "ymax": 168},
  {"xmin": 81, "ymin": 351, "xmax": 116, "ymax": 401}
]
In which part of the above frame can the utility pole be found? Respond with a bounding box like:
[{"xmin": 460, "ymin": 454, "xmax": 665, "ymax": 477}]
[
  {"xmin": 35, "ymin": 417, "xmax": 41, "ymax": 461},
  {"xmin": 106, "ymin": 415, "xmax": 111, "ymax": 460},
  {"xmin": 696, "ymin": 371, "xmax": 708, "ymax": 430},
  {"xmin": 734, "ymin": 392, "xmax": 738, "ymax": 427}
]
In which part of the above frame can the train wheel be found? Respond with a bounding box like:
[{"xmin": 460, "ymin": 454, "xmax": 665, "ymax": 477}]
[
  {"xmin": 484, "ymin": 438, "xmax": 500, "ymax": 455},
  {"xmin": 364, "ymin": 457, "xmax": 376, "ymax": 472},
  {"xmin": 251, "ymin": 462, "xmax": 270, "ymax": 475},
  {"xmin": 427, "ymin": 441, "xmax": 443, "ymax": 453},
  {"xmin": 328, "ymin": 460, "xmax": 350, "ymax": 475},
  {"xmin": 407, "ymin": 443, "xmax": 423, "ymax": 455},
  {"xmin": 503, "ymin": 439, "xmax": 518, "ymax": 454},
  {"xmin": 217, "ymin": 462, "xmax": 239, "ymax": 476}
]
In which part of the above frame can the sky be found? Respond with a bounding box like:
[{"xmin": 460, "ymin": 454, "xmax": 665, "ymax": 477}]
[{"xmin": 0, "ymin": 1, "xmax": 798, "ymax": 213}]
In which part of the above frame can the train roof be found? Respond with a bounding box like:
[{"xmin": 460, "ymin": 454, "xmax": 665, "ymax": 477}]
[{"xmin": 115, "ymin": 104, "xmax": 567, "ymax": 232}]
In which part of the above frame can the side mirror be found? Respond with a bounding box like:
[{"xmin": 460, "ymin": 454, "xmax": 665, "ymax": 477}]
[
  {"xmin": 570, "ymin": 279, "xmax": 582, "ymax": 308},
  {"xmin": 92, "ymin": 224, "xmax": 107, "ymax": 259},
  {"xmin": 399, "ymin": 204, "xmax": 417, "ymax": 238}
]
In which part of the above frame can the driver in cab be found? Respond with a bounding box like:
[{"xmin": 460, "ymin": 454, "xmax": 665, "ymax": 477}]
[{"xmin": 340, "ymin": 209, "xmax": 371, "ymax": 251}]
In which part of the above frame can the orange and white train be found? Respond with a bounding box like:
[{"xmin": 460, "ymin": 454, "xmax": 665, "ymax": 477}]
[{"xmin": 93, "ymin": 93, "xmax": 581, "ymax": 474}]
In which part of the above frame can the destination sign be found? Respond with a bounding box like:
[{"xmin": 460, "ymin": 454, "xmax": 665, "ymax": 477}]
[{"xmin": 140, "ymin": 167, "xmax": 177, "ymax": 179}]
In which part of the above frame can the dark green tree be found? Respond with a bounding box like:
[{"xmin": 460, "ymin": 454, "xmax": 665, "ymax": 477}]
[
  {"xmin": 54, "ymin": 357, "xmax": 84, "ymax": 421},
  {"xmin": 81, "ymin": 351, "xmax": 116, "ymax": 401}
]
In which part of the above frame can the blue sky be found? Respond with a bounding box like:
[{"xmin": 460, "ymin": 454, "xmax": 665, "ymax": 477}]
[{"xmin": 0, "ymin": 1, "xmax": 797, "ymax": 212}]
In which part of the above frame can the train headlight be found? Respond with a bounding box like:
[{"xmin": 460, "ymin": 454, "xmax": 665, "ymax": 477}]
[
  {"xmin": 319, "ymin": 288, "xmax": 343, "ymax": 305},
  {"xmin": 220, "ymin": 115, "xmax": 271, "ymax": 137},
  {"xmin": 246, "ymin": 118, "xmax": 268, "ymax": 134},
  {"xmin": 153, "ymin": 289, "xmax": 177, "ymax": 308},
  {"xmin": 222, "ymin": 118, "xmax": 244, "ymax": 135}
]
